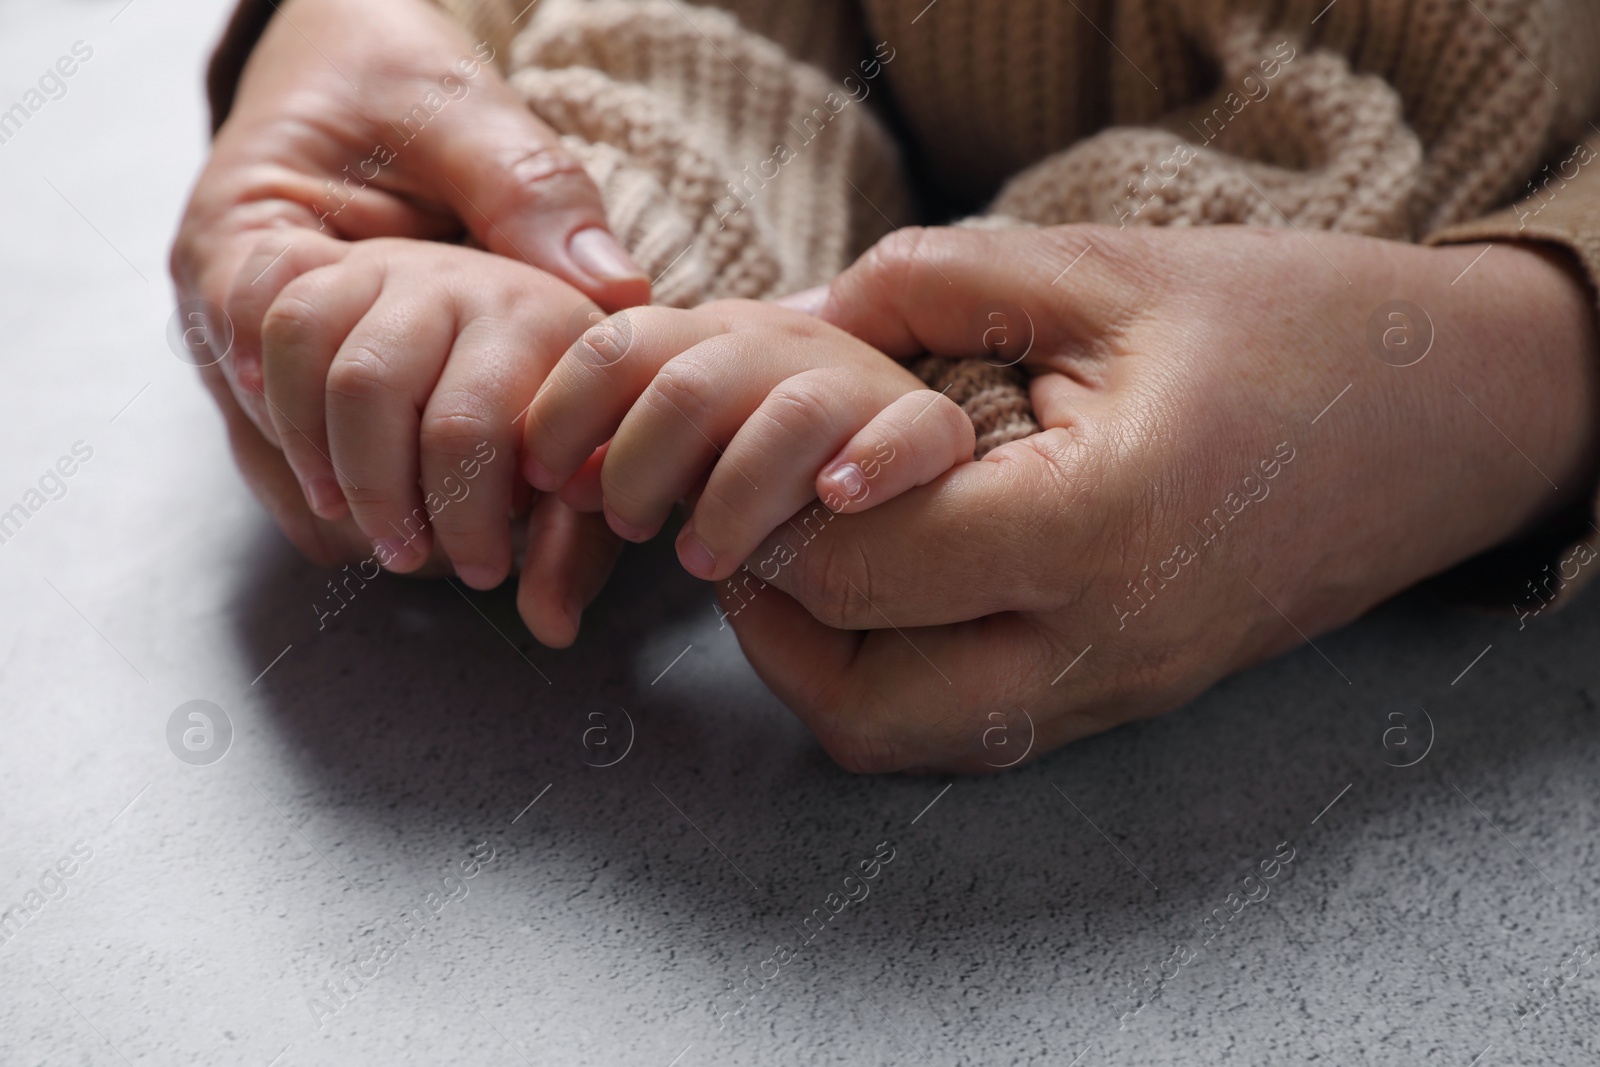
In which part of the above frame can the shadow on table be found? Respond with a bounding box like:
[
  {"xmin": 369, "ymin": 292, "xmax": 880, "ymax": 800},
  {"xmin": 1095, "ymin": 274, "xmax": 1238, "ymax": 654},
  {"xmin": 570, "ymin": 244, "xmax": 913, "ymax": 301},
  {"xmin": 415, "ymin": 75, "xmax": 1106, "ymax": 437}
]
[{"xmin": 218, "ymin": 519, "xmax": 1600, "ymax": 1038}]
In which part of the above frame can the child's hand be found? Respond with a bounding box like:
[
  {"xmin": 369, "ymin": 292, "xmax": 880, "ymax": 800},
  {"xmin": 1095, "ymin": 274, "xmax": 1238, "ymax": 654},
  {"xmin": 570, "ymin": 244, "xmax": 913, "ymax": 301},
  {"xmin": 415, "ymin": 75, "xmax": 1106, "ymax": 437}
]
[
  {"xmin": 259, "ymin": 237, "xmax": 594, "ymax": 589},
  {"xmin": 520, "ymin": 300, "xmax": 977, "ymax": 582}
]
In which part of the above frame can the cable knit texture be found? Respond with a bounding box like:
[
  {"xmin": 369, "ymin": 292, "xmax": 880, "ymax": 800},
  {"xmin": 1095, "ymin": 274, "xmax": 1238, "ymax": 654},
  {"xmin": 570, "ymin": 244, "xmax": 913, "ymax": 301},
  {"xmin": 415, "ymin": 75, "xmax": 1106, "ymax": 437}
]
[
  {"xmin": 448, "ymin": 0, "xmax": 1600, "ymax": 458},
  {"xmin": 506, "ymin": 0, "xmax": 912, "ymax": 308},
  {"xmin": 502, "ymin": 0, "xmax": 1040, "ymax": 452},
  {"xmin": 207, "ymin": 0, "xmax": 1600, "ymax": 505}
]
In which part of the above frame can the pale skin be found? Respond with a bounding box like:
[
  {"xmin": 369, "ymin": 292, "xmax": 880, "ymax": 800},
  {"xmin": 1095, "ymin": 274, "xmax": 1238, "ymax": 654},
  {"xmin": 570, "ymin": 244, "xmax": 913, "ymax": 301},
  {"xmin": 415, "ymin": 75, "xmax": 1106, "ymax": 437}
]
[
  {"xmin": 174, "ymin": 0, "xmax": 1600, "ymax": 773},
  {"xmin": 170, "ymin": 0, "xmax": 646, "ymax": 619},
  {"xmin": 519, "ymin": 300, "xmax": 977, "ymax": 578},
  {"xmin": 252, "ymin": 236, "xmax": 967, "ymax": 592},
  {"xmin": 176, "ymin": 0, "xmax": 958, "ymax": 644},
  {"xmin": 256, "ymin": 235, "xmax": 592, "ymax": 585}
]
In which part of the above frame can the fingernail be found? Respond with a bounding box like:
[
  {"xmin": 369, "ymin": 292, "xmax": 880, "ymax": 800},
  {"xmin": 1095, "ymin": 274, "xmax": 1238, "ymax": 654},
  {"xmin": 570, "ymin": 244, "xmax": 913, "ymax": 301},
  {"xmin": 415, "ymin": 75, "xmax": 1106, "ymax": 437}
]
[
  {"xmin": 524, "ymin": 457, "xmax": 559, "ymax": 492},
  {"xmin": 456, "ymin": 564, "xmax": 501, "ymax": 590},
  {"xmin": 568, "ymin": 227, "xmax": 646, "ymax": 283},
  {"xmin": 603, "ymin": 504, "xmax": 652, "ymax": 543},
  {"xmin": 819, "ymin": 461, "xmax": 866, "ymax": 505},
  {"xmin": 372, "ymin": 537, "xmax": 407, "ymax": 567},
  {"xmin": 773, "ymin": 285, "xmax": 829, "ymax": 316},
  {"xmin": 304, "ymin": 476, "xmax": 344, "ymax": 516},
  {"xmin": 676, "ymin": 530, "xmax": 717, "ymax": 579}
]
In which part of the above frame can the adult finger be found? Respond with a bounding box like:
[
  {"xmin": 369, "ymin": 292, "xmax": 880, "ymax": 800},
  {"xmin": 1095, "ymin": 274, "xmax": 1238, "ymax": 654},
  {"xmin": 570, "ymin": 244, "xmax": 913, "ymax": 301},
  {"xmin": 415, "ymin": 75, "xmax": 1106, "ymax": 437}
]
[
  {"xmin": 171, "ymin": 181, "xmax": 324, "ymax": 438},
  {"xmin": 737, "ymin": 427, "xmax": 1105, "ymax": 627},
  {"xmin": 722, "ymin": 582, "xmax": 1084, "ymax": 774},
  {"xmin": 408, "ymin": 74, "xmax": 650, "ymax": 311},
  {"xmin": 814, "ymin": 225, "xmax": 1145, "ymax": 362},
  {"xmin": 199, "ymin": 359, "xmax": 372, "ymax": 568}
]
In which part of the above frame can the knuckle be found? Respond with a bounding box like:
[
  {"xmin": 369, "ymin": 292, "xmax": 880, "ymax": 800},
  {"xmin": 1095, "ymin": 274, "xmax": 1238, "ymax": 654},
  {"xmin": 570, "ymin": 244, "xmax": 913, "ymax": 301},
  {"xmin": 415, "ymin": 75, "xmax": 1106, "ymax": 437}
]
[
  {"xmin": 499, "ymin": 144, "xmax": 593, "ymax": 205},
  {"xmin": 573, "ymin": 315, "xmax": 634, "ymax": 367},
  {"xmin": 1038, "ymin": 223, "xmax": 1154, "ymax": 314},
  {"xmin": 857, "ymin": 225, "xmax": 933, "ymax": 300},
  {"xmin": 260, "ymin": 290, "xmax": 322, "ymax": 354},
  {"xmin": 326, "ymin": 344, "xmax": 393, "ymax": 404},
  {"xmin": 912, "ymin": 403, "xmax": 967, "ymax": 466},
  {"xmin": 998, "ymin": 427, "xmax": 1080, "ymax": 503},
  {"xmin": 865, "ymin": 225, "xmax": 932, "ymax": 271},
  {"xmin": 340, "ymin": 238, "xmax": 405, "ymax": 278},
  {"xmin": 697, "ymin": 298, "xmax": 748, "ymax": 319},
  {"xmin": 648, "ymin": 358, "xmax": 718, "ymax": 429},
  {"xmin": 419, "ymin": 402, "xmax": 495, "ymax": 460},
  {"xmin": 761, "ymin": 377, "xmax": 839, "ymax": 444},
  {"xmin": 990, "ymin": 427, "xmax": 1109, "ymax": 593},
  {"xmin": 796, "ymin": 535, "xmax": 875, "ymax": 630},
  {"xmin": 1039, "ymin": 222, "xmax": 1121, "ymax": 266}
]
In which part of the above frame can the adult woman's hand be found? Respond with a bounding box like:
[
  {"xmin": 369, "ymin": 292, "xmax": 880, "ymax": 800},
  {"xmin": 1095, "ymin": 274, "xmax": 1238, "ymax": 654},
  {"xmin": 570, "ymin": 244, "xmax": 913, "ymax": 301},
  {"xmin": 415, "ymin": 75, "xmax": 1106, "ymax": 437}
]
[
  {"xmin": 726, "ymin": 225, "xmax": 1600, "ymax": 773},
  {"xmin": 171, "ymin": 0, "xmax": 644, "ymax": 582}
]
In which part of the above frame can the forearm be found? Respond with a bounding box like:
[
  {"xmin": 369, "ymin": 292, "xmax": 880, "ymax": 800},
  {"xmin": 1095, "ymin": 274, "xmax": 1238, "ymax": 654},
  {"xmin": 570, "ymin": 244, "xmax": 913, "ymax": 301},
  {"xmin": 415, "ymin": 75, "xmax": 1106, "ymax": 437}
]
[
  {"xmin": 1316, "ymin": 236, "xmax": 1600, "ymax": 614},
  {"xmin": 1468, "ymin": 241, "xmax": 1600, "ymax": 526}
]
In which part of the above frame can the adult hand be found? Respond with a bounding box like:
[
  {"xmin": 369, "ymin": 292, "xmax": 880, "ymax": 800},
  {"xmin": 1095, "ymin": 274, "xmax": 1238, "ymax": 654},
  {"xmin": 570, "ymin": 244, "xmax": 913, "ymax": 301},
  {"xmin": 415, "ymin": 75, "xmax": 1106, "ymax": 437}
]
[
  {"xmin": 171, "ymin": 0, "xmax": 645, "ymax": 587},
  {"xmin": 724, "ymin": 225, "xmax": 1600, "ymax": 773}
]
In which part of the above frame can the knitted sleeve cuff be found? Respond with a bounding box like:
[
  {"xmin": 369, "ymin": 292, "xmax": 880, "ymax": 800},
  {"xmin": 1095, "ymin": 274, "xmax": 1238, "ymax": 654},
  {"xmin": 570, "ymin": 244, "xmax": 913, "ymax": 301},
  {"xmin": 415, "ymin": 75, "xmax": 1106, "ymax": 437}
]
[
  {"xmin": 1423, "ymin": 137, "xmax": 1600, "ymax": 292},
  {"xmin": 1424, "ymin": 132, "xmax": 1600, "ymax": 610},
  {"xmin": 203, "ymin": 0, "xmax": 515, "ymax": 133}
]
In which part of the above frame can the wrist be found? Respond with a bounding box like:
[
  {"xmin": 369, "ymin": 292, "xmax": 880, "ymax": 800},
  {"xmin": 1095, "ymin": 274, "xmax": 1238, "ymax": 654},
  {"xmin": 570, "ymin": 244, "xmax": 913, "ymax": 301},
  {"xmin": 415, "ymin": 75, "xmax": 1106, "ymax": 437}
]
[
  {"xmin": 1264, "ymin": 235, "xmax": 1600, "ymax": 635},
  {"xmin": 1453, "ymin": 241, "xmax": 1600, "ymax": 540}
]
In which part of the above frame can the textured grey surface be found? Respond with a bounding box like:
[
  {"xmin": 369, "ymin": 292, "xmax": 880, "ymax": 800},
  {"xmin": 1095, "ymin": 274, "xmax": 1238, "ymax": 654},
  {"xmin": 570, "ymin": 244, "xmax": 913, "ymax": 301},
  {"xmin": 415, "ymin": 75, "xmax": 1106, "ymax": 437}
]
[{"xmin": 3, "ymin": 1, "xmax": 1599, "ymax": 1064}]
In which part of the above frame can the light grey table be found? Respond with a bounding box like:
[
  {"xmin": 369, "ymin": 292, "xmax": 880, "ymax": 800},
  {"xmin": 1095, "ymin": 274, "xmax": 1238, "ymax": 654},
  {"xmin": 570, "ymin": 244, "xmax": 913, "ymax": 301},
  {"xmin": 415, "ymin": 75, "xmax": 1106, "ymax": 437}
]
[{"xmin": 2, "ymin": 1, "xmax": 1597, "ymax": 1063}]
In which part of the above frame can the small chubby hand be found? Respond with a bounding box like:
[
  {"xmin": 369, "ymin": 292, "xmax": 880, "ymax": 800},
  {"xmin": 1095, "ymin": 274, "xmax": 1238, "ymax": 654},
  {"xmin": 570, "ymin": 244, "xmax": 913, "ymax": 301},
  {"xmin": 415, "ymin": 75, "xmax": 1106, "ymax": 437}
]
[
  {"xmin": 520, "ymin": 299, "xmax": 976, "ymax": 583},
  {"xmin": 171, "ymin": 0, "xmax": 646, "ymax": 575},
  {"xmin": 257, "ymin": 237, "xmax": 604, "ymax": 583}
]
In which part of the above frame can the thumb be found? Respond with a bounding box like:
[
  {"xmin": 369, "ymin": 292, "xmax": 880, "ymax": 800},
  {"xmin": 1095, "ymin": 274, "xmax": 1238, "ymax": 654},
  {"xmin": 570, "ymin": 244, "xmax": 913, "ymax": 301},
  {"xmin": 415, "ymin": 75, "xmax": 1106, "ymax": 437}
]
[
  {"xmin": 406, "ymin": 72, "xmax": 650, "ymax": 312},
  {"xmin": 811, "ymin": 225, "xmax": 1129, "ymax": 360},
  {"xmin": 723, "ymin": 581, "xmax": 1051, "ymax": 774}
]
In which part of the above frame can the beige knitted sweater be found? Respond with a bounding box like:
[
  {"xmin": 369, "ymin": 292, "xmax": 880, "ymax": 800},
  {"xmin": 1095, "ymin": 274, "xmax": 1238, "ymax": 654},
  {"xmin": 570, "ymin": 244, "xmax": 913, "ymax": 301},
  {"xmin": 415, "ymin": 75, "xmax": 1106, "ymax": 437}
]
[{"xmin": 208, "ymin": 0, "xmax": 1600, "ymax": 587}]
